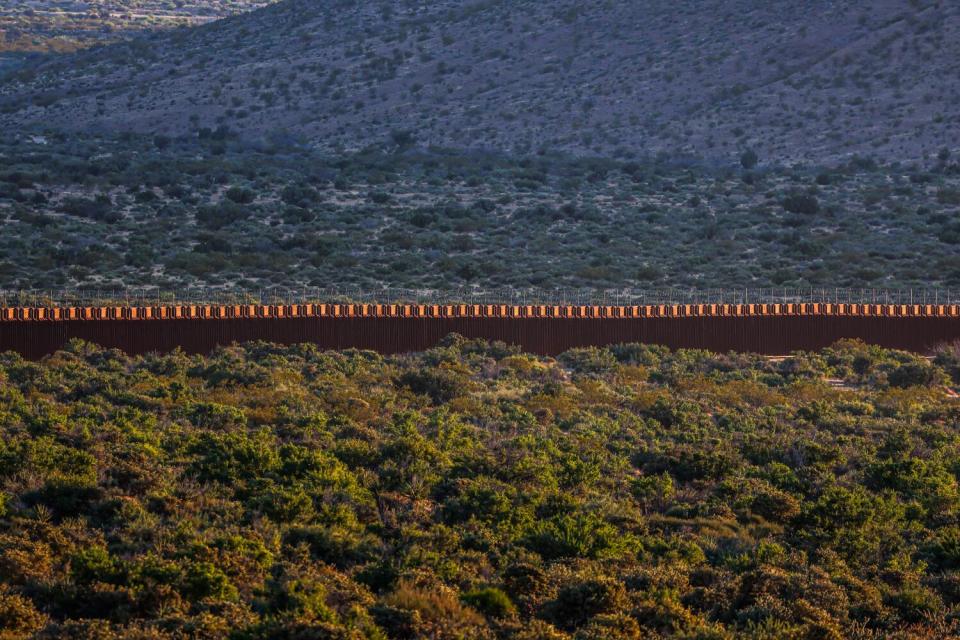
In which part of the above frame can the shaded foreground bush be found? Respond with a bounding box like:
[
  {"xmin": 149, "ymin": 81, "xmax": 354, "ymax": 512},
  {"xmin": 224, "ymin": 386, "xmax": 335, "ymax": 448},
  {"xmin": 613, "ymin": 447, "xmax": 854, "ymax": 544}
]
[{"xmin": 0, "ymin": 337, "xmax": 958, "ymax": 638}]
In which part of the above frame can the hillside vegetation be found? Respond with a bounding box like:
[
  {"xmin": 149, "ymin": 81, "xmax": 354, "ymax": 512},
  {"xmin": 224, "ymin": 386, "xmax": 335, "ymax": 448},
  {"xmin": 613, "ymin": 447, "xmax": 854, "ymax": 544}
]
[
  {"xmin": 0, "ymin": 338, "xmax": 959, "ymax": 638},
  {"xmin": 2, "ymin": 133, "xmax": 960, "ymax": 291},
  {"xmin": 1, "ymin": 0, "xmax": 958, "ymax": 163},
  {"xmin": 5, "ymin": 3, "xmax": 960, "ymax": 639}
]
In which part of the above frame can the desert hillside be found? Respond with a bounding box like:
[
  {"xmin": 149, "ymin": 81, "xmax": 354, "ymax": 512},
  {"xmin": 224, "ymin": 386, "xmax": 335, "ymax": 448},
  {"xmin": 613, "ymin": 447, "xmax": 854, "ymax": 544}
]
[{"xmin": 1, "ymin": 0, "xmax": 957, "ymax": 164}]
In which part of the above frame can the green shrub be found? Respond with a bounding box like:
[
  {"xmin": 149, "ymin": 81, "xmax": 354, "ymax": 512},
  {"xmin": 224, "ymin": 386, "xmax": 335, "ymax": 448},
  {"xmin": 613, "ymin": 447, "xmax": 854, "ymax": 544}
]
[
  {"xmin": 70, "ymin": 545, "xmax": 122, "ymax": 585},
  {"xmin": 524, "ymin": 513, "xmax": 635, "ymax": 560},
  {"xmin": 782, "ymin": 193, "xmax": 820, "ymax": 215},
  {"xmin": 59, "ymin": 195, "xmax": 119, "ymax": 223},
  {"xmin": 887, "ymin": 362, "xmax": 943, "ymax": 388},
  {"xmin": 283, "ymin": 526, "xmax": 378, "ymax": 569},
  {"xmin": 544, "ymin": 578, "xmax": 629, "ymax": 631},
  {"xmin": 558, "ymin": 348, "xmax": 617, "ymax": 375},
  {"xmin": 196, "ymin": 201, "xmax": 249, "ymax": 229},
  {"xmin": 28, "ymin": 479, "xmax": 103, "ymax": 518},
  {"xmin": 183, "ymin": 561, "xmax": 238, "ymax": 602},
  {"xmin": 225, "ymin": 186, "xmax": 256, "ymax": 204},
  {"xmin": 462, "ymin": 587, "xmax": 516, "ymax": 618}
]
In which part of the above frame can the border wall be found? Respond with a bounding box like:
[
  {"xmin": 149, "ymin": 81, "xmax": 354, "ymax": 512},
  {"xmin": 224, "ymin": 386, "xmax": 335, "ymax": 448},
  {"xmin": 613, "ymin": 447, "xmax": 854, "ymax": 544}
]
[{"xmin": 1, "ymin": 303, "xmax": 959, "ymax": 358}]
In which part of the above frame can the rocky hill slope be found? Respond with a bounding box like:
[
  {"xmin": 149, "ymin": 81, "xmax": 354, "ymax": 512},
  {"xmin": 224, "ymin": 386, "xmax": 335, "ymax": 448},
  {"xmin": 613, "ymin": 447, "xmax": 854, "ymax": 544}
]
[{"xmin": 1, "ymin": 0, "xmax": 958, "ymax": 164}]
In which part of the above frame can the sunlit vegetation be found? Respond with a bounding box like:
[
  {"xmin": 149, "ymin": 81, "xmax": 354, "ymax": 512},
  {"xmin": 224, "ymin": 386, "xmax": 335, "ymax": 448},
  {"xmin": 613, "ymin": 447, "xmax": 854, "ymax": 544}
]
[
  {"xmin": 0, "ymin": 337, "xmax": 959, "ymax": 637},
  {"xmin": 0, "ymin": 1, "xmax": 275, "ymax": 54}
]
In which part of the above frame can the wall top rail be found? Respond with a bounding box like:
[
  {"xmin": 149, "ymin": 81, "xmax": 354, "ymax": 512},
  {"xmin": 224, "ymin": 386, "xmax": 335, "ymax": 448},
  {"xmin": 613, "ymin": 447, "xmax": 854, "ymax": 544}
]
[
  {"xmin": 1, "ymin": 288, "xmax": 957, "ymax": 309},
  {"xmin": 2, "ymin": 304, "xmax": 960, "ymax": 322}
]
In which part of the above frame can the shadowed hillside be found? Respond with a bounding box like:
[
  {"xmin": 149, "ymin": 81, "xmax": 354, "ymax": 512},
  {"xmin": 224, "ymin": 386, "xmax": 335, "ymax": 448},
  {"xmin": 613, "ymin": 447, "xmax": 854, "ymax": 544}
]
[
  {"xmin": 1, "ymin": 0, "xmax": 958, "ymax": 164},
  {"xmin": 2, "ymin": 133, "xmax": 960, "ymax": 290}
]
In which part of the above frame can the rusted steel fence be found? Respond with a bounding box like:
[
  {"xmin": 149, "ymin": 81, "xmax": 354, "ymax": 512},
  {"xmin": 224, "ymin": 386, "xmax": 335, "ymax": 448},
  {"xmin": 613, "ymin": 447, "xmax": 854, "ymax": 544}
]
[{"xmin": 1, "ymin": 290, "xmax": 959, "ymax": 358}]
